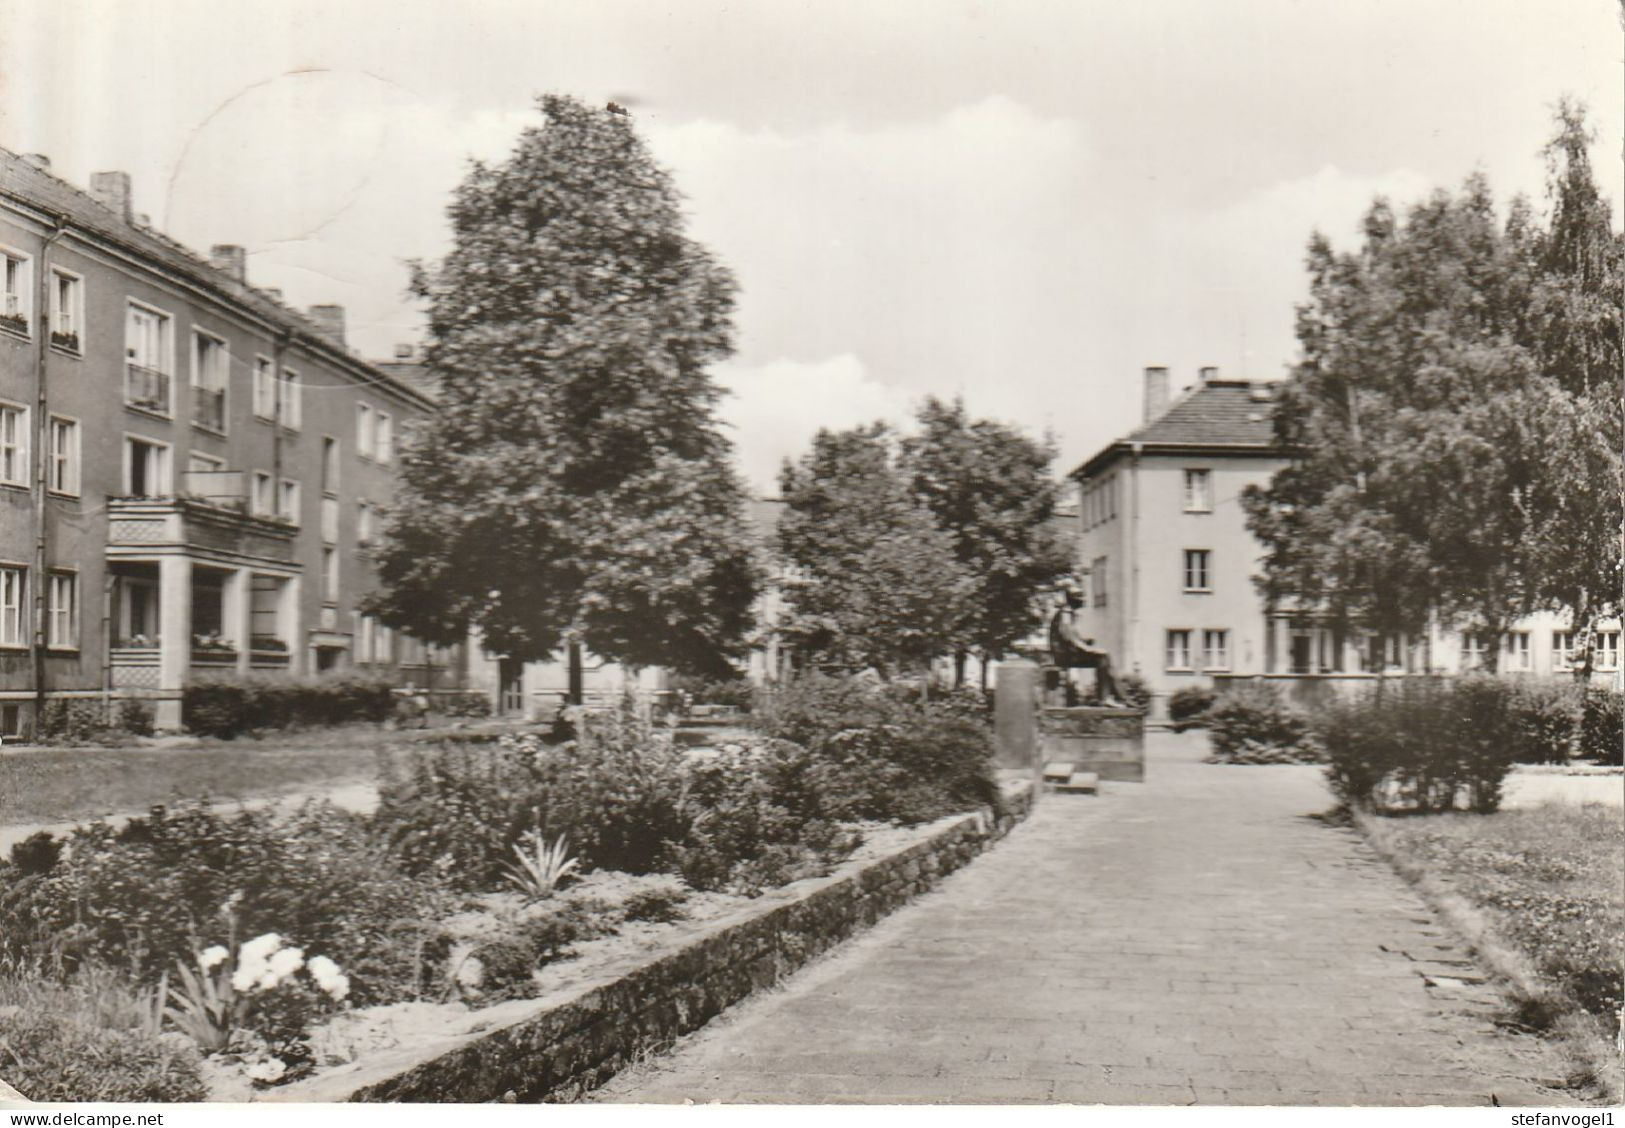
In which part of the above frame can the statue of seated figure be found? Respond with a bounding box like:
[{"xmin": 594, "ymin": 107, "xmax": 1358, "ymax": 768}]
[{"xmin": 1047, "ymin": 583, "xmax": 1127, "ymax": 708}]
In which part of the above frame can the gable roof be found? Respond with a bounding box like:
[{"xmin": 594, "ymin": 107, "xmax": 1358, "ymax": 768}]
[
  {"xmin": 1070, "ymin": 380, "xmax": 1283, "ymax": 479},
  {"xmin": 0, "ymin": 148, "xmax": 433, "ymax": 410}
]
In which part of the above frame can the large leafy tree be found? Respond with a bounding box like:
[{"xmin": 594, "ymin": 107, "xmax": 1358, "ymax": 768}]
[
  {"xmin": 900, "ymin": 397, "xmax": 1071, "ymax": 685},
  {"xmin": 371, "ymin": 95, "xmax": 760, "ymax": 688},
  {"xmin": 1243, "ymin": 103, "xmax": 1623, "ymax": 672},
  {"xmin": 777, "ymin": 424, "xmax": 975, "ymax": 679}
]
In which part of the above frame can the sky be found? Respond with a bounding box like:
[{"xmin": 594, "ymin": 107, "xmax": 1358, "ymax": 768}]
[{"xmin": 2, "ymin": 0, "xmax": 1620, "ymax": 493}]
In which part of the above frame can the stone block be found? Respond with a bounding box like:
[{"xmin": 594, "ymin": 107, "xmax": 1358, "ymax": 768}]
[{"xmin": 1038, "ymin": 706, "xmax": 1145, "ymax": 782}]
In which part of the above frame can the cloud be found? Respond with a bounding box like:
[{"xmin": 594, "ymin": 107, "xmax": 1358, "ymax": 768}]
[{"xmin": 714, "ymin": 354, "xmax": 915, "ymax": 495}]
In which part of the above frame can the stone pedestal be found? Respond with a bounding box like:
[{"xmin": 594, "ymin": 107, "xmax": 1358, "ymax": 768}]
[
  {"xmin": 993, "ymin": 659, "xmax": 1041, "ymax": 769},
  {"xmin": 1039, "ymin": 706, "xmax": 1145, "ymax": 782}
]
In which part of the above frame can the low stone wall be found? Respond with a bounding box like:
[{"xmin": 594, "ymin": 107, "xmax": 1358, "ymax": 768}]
[{"xmin": 277, "ymin": 781, "xmax": 1034, "ymax": 1104}]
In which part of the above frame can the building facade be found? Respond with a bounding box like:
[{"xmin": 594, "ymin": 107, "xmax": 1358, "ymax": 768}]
[
  {"xmin": 1070, "ymin": 366, "xmax": 1621, "ymax": 716},
  {"xmin": 0, "ymin": 149, "xmax": 470, "ymax": 732}
]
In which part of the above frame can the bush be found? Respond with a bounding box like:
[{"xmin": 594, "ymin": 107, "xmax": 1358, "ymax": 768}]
[
  {"xmin": 621, "ymin": 885, "xmax": 689, "ymax": 923},
  {"xmin": 36, "ymin": 699, "xmax": 113, "ymax": 745},
  {"xmin": 667, "ymin": 672, "xmax": 756, "ymax": 711},
  {"xmin": 373, "ymin": 694, "xmax": 689, "ymax": 886},
  {"xmin": 441, "ymin": 692, "xmax": 492, "ymax": 718},
  {"xmin": 0, "ymin": 968, "xmax": 206, "ymax": 1102},
  {"xmin": 1581, "ymin": 685, "xmax": 1622, "ymax": 764},
  {"xmin": 672, "ymin": 737, "xmax": 860, "ymax": 895},
  {"xmin": 0, "ymin": 801, "xmax": 449, "ymax": 1008},
  {"xmin": 1168, "ymin": 685, "xmax": 1217, "ymax": 729},
  {"xmin": 183, "ymin": 675, "xmax": 396, "ymax": 738},
  {"xmin": 1207, "ymin": 681, "xmax": 1315, "ymax": 762},
  {"xmin": 1316, "ymin": 677, "xmax": 1519, "ymax": 814},
  {"xmin": 461, "ymin": 904, "xmax": 611, "ymax": 1003},
  {"xmin": 118, "ymin": 698, "xmax": 157, "ymax": 737},
  {"xmin": 753, "ymin": 673, "xmax": 1002, "ymax": 825},
  {"xmin": 1506, "ymin": 679, "xmax": 1582, "ymax": 764}
]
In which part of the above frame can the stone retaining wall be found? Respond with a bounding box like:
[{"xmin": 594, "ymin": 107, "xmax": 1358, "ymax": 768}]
[{"xmin": 284, "ymin": 781, "xmax": 1033, "ymax": 1104}]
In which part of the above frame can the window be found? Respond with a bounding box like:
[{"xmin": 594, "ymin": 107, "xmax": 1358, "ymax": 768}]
[
  {"xmin": 1598, "ymin": 631, "xmax": 1621, "ymax": 672},
  {"xmin": 49, "ymin": 268, "xmax": 82, "ymax": 352},
  {"xmin": 357, "ymin": 614, "xmax": 376, "ymax": 663},
  {"xmin": 357, "ymin": 403, "xmax": 374, "ymax": 458},
  {"xmin": 1183, "ymin": 469, "xmax": 1212, "ymax": 513},
  {"xmin": 1092, "ymin": 555, "xmax": 1108, "ymax": 608},
  {"xmin": 0, "ymin": 404, "xmax": 27, "ymax": 486},
  {"xmin": 1, "ymin": 249, "xmax": 31, "ymax": 335},
  {"xmin": 1203, "ymin": 629, "xmax": 1230, "ymax": 671},
  {"xmin": 1183, "ymin": 549, "xmax": 1211, "ymax": 592},
  {"xmin": 251, "ymin": 471, "xmax": 274, "ymax": 517},
  {"xmin": 376, "ymin": 411, "xmax": 393, "ymax": 464},
  {"xmin": 1506, "ymin": 631, "xmax": 1531, "ymax": 671},
  {"xmin": 1553, "ymin": 631, "xmax": 1574, "ymax": 671},
  {"xmin": 124, "ymin": 437, "xmax": 170, "ymax": 497},
  {"xmin": 0, "ymin": 566, "xmax": 22, "ymax": 646},
  {"xmin": 277, "ymin": 369, "xmax": 301, "ymax": 430},
  {"xmin": 321, "ymin": 497, "xmax": 339, "ymax": 544},
  {"xmin": 357, "ymin": 500, "xmax": 373, "ymax": 546},
  {"xmin": 253, "ymin": 357, "xmax": 276, "ymax": 419},
  {"xmin": 321, "ymin": 547, "xmax": 339, "ymax": 603},
  {"xmin": 321, "ymin": 437, "xmax": 340, "ymax": 495},
  {"xmin": 48, "ymin": 417, "xmax": 79, "ymax": 496},
  {"xmin": 191, "ymin": 331, "xmax": 229, "ymax": 433},
  {"xmin": 1460, "ymin": 633, "xmax": 1487, "ymax": 672},
  {"xmin": 125, "ymin": 303, "xmax": 173, "ymax": 414},
  {"xmin": 47, "ymin": 572, "xmax": 76, "ymax": 649},
  {"xmin": 1165, "ymin": 629, "xmax": 1193, "ymax": 671},
  {"xmin": 376, "ymin": 623, "xmax": 393, "ymax": 664},
  {"xmin": 278, "ymin": 479, "xmax": 301, "ymax": 525}
]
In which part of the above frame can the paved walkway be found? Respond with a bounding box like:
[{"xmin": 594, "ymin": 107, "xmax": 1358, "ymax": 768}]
[{"xmin": 596, "ymin": 732, "xmax": 1582, "ymax": 1106}]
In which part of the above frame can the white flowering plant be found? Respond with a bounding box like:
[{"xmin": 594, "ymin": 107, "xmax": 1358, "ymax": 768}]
[{"xmin": 165, "ymin": 929, "xmax": 351, "ymax": 1070}]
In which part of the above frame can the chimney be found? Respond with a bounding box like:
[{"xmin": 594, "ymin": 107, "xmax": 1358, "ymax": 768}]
[
  {"xmin": 209, "ymin": 244, "xmax": 247, "ymax": 283},
  {"xmin": 1142, "ymin": 366, "xmax": 1170, "ymax": 423},
  {"xmin": 22, "ymin": 154, "xmax": 50, "ymax": 172},
  {"xmin": 1198, "ymin": 365, "xmax": 1219, "ymax": 384},
  {"xmin": 308, "ymin": 304, "xmax": 346, "ymax": 348},
  {"xmin": 262, "ymin": 287, "xmax": 283, "ymax": 302},
  {"xmin": 90, "ymin": 171, "xmax": 133, "ymax": 223}
]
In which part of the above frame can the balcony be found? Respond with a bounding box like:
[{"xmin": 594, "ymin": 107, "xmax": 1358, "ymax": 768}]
[
  {"xmin": 192, "ymin": 384, "xmax": 226, "ymax": 432},
  {"xmin": 107, "ymin": 494, "xmax": 297, "ymax": 563},
  {"xmin": 125, "ymin": 363, "xmax": 171, "ymax": 414},
  {"xmin": 184, "ymin": 469, "xmax": 247, "ymax": 512}
]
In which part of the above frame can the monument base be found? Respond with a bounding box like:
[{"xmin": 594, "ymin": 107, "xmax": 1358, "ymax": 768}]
[{"xmin": 1038, "ymin": 705, "xmax": 1146, "ymax": 783}]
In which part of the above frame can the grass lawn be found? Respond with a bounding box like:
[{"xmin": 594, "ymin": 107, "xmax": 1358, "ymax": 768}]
[
  {"xmin": 1360, "ymin": 802, "xmax": 1623, "ymax": 1099},
  {"xmin": 0, "ymin": 726, "xmax": 403, "ymax": 827}
]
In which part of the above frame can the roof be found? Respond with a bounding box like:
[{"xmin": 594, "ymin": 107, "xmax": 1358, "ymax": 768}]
[
  {"xmin": 1071, "ymin": 380, "xmax": 1283, "ymax": 479},
  {"xmin": 0, "ymin": 148, "xmax": 433, "ymax": 410},
  {"xmin": 373, "ymin": 361, "xmax": 441, "ymax": 403}
]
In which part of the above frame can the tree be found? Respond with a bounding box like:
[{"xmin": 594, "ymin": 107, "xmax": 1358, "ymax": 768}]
[
  {"xmin": 899, "ymin": 397, "xmax": 1071, "ymax": 686},
  {"xmin": 1243, "ymin": 103, "xmax": 1623, "ymax": 670},
  {"xmin": 370, "ymin": 95, "xmax": 761, "ymax": 691},
  {"xmin": 777, "ymin": 424, "xmax": 975, "ymax": 679}
]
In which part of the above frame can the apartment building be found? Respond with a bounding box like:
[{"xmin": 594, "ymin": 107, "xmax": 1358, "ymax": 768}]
[
  {"xmin": 1069, "ymin": 366, "xmax": 1620, "ymax": 716},
  {"xmin": 0, "ymin": 149, "xmax": 469, "ymax": 732}
]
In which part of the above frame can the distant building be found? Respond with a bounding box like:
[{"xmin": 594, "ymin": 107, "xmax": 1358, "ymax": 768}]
[
  {"xmin": 0, "ymin": 150, "xmax": 473, "ymax": 732},
  {"xmin": 1068, "ymin": 366, "xmax": 1619, "ymax": 716}
]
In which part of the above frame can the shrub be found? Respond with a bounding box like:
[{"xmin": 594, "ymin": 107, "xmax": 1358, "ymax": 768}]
[
  {"xmin": 752, "ymin": 673, "xmax": 1002, "ymax": 825},
  {"xmin": 442, "ymin": 692, "xmax": 493, "ymax": 718},
  {"xmin": 621, "ymin": 885, "xmax": 689, "ymax": 923},
  {"xmin": 667, "ymin": 672, "xmax": 756, "ymax": 711},
  {"xmin": 461, "ymin": 904, "xmax": 611, "ymax": 1003},
  {"xmin": 7, "ymin": 829, "xmax": 61, "ymax": 877},
  {"xmin": 1207, "ymin": 681, "xmax": 1315, "ymax": 762},
  {"xmin": 0, "ymin": 801, "xmax": 449, "ymax": 1008},
  {"xmin": 1506, "ymin": 679, "xmax": 1582, "ymax": 764},
  {"xmin": 673, "ymin": 738, "xmax": 860, "ymax": 896},
  {"xmin": 119, "ymin": 698, "xmax": 157, "ymax": 737},
  {"xmin": 1316, "ymin": 677, "xmax": 1519, "ymax": 814},
  {"xmin": 1168, "ymin": 685, "xmax": 1217, "ymax": 729},
  {"xmin": 1581, "ymin": 685, "xmax": 1622, "ymax": 764},
  {"xmin": 373, "ymin": 695, "xmax": 689, "ymax": 886},
  {"xmin": 183, "ymin": 675, "xmax": 396, "ymax": 738},
  {"xmin": 0, "ymin": 968, "xmax": 206, "ymax": 1102},
  {"xmin": 36, "ymin": 699, "xmax": 113, "ymax": 745}
]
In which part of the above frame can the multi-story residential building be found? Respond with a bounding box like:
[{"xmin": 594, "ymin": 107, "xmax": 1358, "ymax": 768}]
[
  {"xmin": 1069, "ymin": 366, "xmax": 1620, "ymax": 716},
  {"xmin": 0, "ymin": 149, "xmax": 471, "ymax": 732}
]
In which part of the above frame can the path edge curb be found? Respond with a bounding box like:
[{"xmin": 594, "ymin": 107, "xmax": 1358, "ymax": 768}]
[
  {"xmin": 272, "ymin": 779, "xmax": 1035, "ymax": 1104},
  {"xmin": 1349, "ymin": 806, "xmax": 1621, "ymax": 1106}
]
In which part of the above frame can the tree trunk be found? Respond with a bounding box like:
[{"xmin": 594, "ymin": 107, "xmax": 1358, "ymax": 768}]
[
  {"xmin": 953, "ymin": 650, "xmax": 967, "ymax": 688},
  {"xmin": 567, "ymin": 640, "xmax": 584, "ymax": 705},
  {"xmin": 979, "ymin": 653, "xmax": 990, "ymax": 692}
]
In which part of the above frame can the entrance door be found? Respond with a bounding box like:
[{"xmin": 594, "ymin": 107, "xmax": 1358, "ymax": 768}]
[
  {"xmin": 498, "ymin": 658, "xmax": 525, "ymax": 715},
  {"xmin": 315, "ymin": 646, "xmax": 343, "ymax": 673}
]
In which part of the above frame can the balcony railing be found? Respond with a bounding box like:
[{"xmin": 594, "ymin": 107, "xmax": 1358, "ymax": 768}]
[
  {"xmin": 192, "ymin": 384, "xmax": 226, "ymax": 432},
  {"xmin": 183, "ymin": 469, "xmax": 246, "ymax": 511},
  {"xmin": 125, "ymin": 363, "xmax": 171, "ymax": 414}
]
